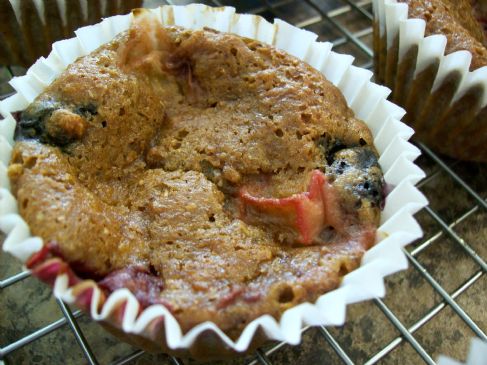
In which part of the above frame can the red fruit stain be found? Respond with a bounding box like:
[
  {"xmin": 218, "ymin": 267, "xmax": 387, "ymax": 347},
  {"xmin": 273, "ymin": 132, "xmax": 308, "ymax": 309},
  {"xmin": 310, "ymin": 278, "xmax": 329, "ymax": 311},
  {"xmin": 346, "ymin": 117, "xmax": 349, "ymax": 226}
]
[
  {"xmin": 98, "ymin": 266, "xmax": 165, "ymax": 309},
  {"xmin": 240, "ymin": 170, "xmax": 344, "ymax": 245}
]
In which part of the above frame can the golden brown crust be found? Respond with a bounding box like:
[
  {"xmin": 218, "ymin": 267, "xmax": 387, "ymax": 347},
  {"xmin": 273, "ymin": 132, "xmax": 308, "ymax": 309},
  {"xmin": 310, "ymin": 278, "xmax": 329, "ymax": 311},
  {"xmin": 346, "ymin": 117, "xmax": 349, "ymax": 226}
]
[{"xmin": 9, "ymin": 23, "xmax": 382, "ymax": 337}]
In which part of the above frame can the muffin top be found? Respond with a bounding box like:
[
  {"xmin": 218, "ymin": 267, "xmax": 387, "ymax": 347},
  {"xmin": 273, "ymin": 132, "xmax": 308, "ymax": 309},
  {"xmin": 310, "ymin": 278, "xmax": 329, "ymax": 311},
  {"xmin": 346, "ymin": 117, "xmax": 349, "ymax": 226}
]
[
  {"xmin": 8, "ymin": 13, "xmax": 383, "ymax": 337},
  {"xmin": 400, "ymin": 0, "xmax": 487, "ymax": 70}
]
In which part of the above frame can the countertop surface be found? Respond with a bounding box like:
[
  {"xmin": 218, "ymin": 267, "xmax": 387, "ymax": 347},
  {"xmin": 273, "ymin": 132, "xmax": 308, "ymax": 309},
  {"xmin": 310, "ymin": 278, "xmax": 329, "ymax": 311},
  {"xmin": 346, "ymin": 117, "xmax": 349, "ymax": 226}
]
[{"xmin": 1, "ymin": 1, "xmax": 486, "ymax": 364}]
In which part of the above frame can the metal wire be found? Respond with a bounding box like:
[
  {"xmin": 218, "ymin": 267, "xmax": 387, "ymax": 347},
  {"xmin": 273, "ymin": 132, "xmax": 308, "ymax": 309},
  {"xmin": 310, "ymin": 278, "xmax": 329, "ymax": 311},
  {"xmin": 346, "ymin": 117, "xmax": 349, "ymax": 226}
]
[
  {"xmin": 1, "ymin": 0, "xmax": 486, "ymax": 364},
  {"xmin": 56, "ymin": 299, "xmax": 99, "ymax": 365},
  {"xmin": 403, "ymin": 250, "xmax": 487, "ymax": 341},
  {"xmin": 411, "ymin": 201, "xmax": 484, "ymax": 257},
  {"xmin": 424, "ymin": 206, "xmax": 487, "ymax": 272},
  {"xmin": 365, "ymin": 271, "xmax": 484, "ymax": 365},
  {"xmin": 1, "ymin": 310, "xmax": 83, "ymax": 358},
  {"xmin": 418, "ymin": 142, "xmax": 487, "ymax": 211},
  {"xmin": 342, "ymin": 0, "xmax": 373, "ymax": 20},
  {"xmin": 304, "ymin": 0, "xmax": 373, "ymax": 58},
  {"xmin": 110, "ymin": 350, "xmax": 145, "ymax": 365},
  {"xmin": 319, "ymin": 326, "xmax": 354, "ymax": 365},
  {"xmin": 256, "ymin": 349, "xmax": 273, "ymax": 365},
  {"xmin": 374, "ymin": 298, "xmax": 436, "ymax": 365},
  {"xmin": 0, "ymin": 270, "xmax": 31, "ymax": 289},
  {"xmin": 169, "ymin": 356, "xmax": 184, "ymax": 365}
]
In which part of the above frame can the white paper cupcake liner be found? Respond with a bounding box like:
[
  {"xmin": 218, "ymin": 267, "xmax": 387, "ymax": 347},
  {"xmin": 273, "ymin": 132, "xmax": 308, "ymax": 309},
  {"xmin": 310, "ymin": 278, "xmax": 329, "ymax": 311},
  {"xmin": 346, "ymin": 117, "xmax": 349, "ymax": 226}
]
[
  {"xmin": 373, "ymin": 0, "xmax": 487, "ymax": 162},
  {"xmin": 0, "ymin": 4, "xmax": 428, "ymax": 354},
  {"xmin": 438, "ymin": 338, "xmax": 487, "ymax": 365}
]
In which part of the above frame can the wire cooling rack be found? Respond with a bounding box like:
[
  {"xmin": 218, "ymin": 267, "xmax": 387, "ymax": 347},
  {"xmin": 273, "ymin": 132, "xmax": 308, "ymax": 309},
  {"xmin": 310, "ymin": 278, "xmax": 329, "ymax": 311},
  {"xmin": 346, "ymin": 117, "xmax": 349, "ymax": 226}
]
[{"xmin": 1, "ymin": 0, "xmax": 486, "ymax": 364}]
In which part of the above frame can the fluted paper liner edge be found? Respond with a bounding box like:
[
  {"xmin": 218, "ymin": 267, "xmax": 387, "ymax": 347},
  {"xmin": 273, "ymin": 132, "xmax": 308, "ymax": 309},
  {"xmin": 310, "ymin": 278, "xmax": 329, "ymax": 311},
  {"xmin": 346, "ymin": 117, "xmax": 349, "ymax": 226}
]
[
  {"xmin": 438, "ymin": 338, "xmax": 487, "ymax": 365},
  {"xmin": 0, "ymin": 4, "xmax": 427, "ymax": 352},
  {"xmin": 373, "ymin": 0, "xmax": 487, "ymax": 113}
]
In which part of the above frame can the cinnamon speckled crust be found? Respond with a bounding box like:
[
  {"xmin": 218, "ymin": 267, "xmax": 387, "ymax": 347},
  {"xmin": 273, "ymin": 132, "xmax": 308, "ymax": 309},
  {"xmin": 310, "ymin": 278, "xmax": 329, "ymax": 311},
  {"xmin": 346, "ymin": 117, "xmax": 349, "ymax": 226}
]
[{"xmin": 8, "ymin": 23, "xmax": 383, "ymax": 338}]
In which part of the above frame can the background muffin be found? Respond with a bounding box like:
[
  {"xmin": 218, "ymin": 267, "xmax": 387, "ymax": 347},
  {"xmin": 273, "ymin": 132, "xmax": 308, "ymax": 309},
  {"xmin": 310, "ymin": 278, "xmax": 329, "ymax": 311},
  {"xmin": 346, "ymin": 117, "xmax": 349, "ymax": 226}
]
[
  {"xmin": 373, "ymin": 0, "xmax": 487, "ymax": 162},
  {"xmin": 0, "ymin": 0, "xmax": 141, "ymax": 67}
]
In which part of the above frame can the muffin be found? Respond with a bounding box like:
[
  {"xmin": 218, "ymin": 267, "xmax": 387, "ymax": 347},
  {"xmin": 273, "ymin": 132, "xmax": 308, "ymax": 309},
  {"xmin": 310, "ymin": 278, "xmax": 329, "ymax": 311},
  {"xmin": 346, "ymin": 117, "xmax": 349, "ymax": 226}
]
[
  {"xmin": 373, "ymin": 0, "xmax": 487, "ymax": 162},
  {"xmin": 0, "ymin": 0, "xmax": 142, "ymax": 67},
  {"xmin": 9, "ymin": 9, "xmax": 383, "ymax": 337},
  {"xmin": 0, "ymin": 5, "xmax": 427, "ymax": 359}
]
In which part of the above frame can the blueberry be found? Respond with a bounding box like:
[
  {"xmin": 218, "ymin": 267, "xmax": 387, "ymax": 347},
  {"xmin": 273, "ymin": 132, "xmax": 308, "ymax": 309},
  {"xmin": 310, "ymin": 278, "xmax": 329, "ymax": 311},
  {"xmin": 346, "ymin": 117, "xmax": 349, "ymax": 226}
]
[
  {"xmin": 336, "ymin": 160, "xmax": 349, "ymax": 175},
  {"xmin": 316, "ymin": 134, "xmax": 347, "ymax": 165},
  {"xmin": 75, "ymin": 104, "xmax": 98, "ymax": 118},
  {"xmin": 355, "ymin": 178, "xmax": 384, "ymax": 207},
  {"xmin": 15, "ymin": 98, "xmax": 91, "ymax": 146},
  {"xmin": 355, "ymin": 147, "xmax": 380, "ymax": 170},
  {"xmin": 15, "ymin": 98, "xmax": 60, "ymax": 142},
  {"xmin": 326, "ymin": 146, "xmax": 384, "ymax": 209}
]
